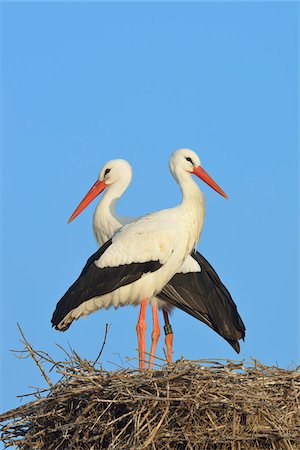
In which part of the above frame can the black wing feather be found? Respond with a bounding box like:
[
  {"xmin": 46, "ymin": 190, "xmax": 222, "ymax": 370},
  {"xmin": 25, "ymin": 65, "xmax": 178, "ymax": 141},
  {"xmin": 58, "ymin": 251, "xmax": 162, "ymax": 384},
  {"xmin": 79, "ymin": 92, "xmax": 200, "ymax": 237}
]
[
  {"xmin": 157, "ymin": 251, "xmax": 245, "ymax": 353},
  {"xmin": 52, "ymin": 239, "xmax": 162, "ymax": 330}
]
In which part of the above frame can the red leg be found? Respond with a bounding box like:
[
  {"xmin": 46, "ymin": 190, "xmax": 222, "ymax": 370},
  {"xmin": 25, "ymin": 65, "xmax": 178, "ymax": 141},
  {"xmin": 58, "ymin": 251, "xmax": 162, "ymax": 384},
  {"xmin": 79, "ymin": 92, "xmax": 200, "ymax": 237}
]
[
  {"xmin": 148, "ymin": 303, "xmax": 161, "ymax": 369},
  {"xmin": 136, "ymin": 298, "xmax": 147, "ymax": 369},
  {"xmin": 163, "ymin": 309, "xmax": 173, "ymax": 365}
]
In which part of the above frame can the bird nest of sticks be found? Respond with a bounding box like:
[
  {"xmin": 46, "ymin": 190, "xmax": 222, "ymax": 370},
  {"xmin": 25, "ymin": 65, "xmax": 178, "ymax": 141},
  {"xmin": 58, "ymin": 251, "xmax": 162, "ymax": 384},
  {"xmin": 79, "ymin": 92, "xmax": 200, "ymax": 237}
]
[{"xmin": 1, "ymin": 327, "xmax": 300, "ymax": 449}]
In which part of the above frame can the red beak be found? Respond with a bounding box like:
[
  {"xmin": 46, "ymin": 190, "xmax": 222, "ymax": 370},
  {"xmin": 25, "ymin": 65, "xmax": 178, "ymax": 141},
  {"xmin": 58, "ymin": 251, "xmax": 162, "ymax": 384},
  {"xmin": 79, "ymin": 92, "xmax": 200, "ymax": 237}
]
[
  {"xmin": 68, "ymin": 179, "xmax": 107, "ymax": 223},
  {"xmin": 193, "ymin": 166, "xmax": 228, "ymax": 199}
]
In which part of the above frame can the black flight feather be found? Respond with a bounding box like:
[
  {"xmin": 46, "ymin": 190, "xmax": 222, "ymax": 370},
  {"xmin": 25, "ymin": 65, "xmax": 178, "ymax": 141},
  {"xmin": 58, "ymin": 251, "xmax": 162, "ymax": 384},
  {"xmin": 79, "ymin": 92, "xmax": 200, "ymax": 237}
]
[
  {"xmin": 51, "ymin": 238, "xmax": 162, "ymax": 331},
  {"xmin": 157, "ymin": 251, "xmax": 245, "ymax": 353}
]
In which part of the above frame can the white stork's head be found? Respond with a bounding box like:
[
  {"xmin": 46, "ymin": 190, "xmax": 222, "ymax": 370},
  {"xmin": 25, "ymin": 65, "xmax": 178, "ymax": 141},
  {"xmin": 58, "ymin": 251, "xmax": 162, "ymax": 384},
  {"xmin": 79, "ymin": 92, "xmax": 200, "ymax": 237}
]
[
  {"xmin": 98, "ymin": 159, "xmax": 132, "ymax": 187},
  {"xmin": 170, "ymin": 148, "xmax": 228, "ymax": 199},
  {"xmin": 169, "ymin": 148, "xmax": 201, "ymax": 175},
  {"xmin": 68, "ymin": 159, "xmax": 133, "ymax": 223}
]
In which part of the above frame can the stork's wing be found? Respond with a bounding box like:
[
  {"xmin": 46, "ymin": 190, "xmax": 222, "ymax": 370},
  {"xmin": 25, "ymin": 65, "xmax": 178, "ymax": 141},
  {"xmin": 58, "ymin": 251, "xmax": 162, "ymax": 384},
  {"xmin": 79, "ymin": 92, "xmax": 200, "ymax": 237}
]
[
  {"xmin": 97, "ymin": 211, "xmax": 181, "ymax": 268},
  {"xmin": 157, "ymin": 251, "xmax": 246, "ymax": 353},
  {"xmin": 51, "ymin": 238, "xmax": 162, "ymax": 330},
  {"xmin": 52, "ymin": 215, "xmax": 181, "ymax": 331}
]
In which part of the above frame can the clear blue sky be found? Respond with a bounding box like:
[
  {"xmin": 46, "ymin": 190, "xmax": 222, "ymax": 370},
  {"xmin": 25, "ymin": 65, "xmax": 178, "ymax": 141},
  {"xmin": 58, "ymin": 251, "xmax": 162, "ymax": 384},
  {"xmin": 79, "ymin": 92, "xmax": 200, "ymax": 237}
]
[{"xmin": 1, "ymin": 2, "xmax": 299, "ymax": 413}]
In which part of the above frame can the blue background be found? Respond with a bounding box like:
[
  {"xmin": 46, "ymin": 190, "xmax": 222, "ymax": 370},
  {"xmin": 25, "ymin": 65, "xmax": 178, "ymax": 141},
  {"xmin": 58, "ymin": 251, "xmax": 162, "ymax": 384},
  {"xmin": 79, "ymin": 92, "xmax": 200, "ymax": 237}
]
[{"xmin": 1, "ymin": 2, "xmax": 299, "ymax": 413}]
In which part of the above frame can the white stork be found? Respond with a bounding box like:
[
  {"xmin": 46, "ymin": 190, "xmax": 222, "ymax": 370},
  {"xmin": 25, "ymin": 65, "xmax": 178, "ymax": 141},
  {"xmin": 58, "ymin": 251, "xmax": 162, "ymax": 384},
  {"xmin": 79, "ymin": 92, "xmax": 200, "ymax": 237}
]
[
  {"xmin": 52, "ymin": 149, "xmax": 242, "ymax": 367},
  {"xmin": 66, "ymin": 158, "xmax": 245, "ymax": 368}
]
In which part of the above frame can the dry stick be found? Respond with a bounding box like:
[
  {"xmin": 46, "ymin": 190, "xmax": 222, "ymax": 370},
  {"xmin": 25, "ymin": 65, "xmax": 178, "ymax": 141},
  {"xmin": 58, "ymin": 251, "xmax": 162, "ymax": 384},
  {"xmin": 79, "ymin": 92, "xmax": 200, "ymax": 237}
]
[
  {"xmin": 162, "ymin": 346, "xmax": 168, "ymax": 364},
  {"xmin": 106, "ymin": 410, "xmax": 133, "ymax": 427},
  {"xmin": 141, "ymin": 381, "xmax": 170, "ymax": 449},
  {"xmin": 55, "ymin": 342, "xmax": 72, "ymax": 360},
  {"xmin": 133, "ymin": 402, "xmax": 160, "ymax": 439},
  {"xmin": 109, "ymin": 416, "xmax": 135, "ymax": 447},
  {"xmin": 140, "ymin": 402, "xmax": 159, "ymax": 427},
  {"xmin": 93, "ymin": 322, "xmax": 110, "ymax": 366},
  {"xmin": 232, "ymin": 391, "xmax": 237, "ymax": 450},
  {"xmin": 292, "ymin": 377, "xmax": 300, "ymax": 412},
  {"xmin": 143, "ymin": 350, "xmax": 166, "ymax": 363},
  {"xmin": 141, "ymin": 404, "xmax": 170, "ymax": 449},
  {"xmin": 91, "ymin": 394, "xmax": 120, "ymax": 431},
  {"xmin": 17, "ymin": 323, "xmax": 53, "ymax": 387}
]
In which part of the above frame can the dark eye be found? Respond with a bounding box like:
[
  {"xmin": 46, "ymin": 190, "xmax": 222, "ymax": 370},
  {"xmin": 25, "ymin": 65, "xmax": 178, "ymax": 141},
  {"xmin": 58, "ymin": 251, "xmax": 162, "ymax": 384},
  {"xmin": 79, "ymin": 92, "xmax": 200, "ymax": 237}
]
[
  {"xmin": 185, "ymin": 157, "xmax": 194, "ymax": 165},
  {"xmin": 104, "ymin": 168, "xmax": 111, "ymax": 176}
]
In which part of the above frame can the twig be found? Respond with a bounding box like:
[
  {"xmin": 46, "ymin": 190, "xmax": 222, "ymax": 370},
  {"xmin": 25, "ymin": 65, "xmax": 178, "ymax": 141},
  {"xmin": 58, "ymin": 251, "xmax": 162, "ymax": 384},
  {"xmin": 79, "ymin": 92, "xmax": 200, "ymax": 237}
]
[
  {"xmin": 17, "ymin": 323, "xmax": 53, "ymax": 387},
  {"xmin": 141, "ymin": 381, "xmax": 170, "ymax": 448},
  {"xmin": 93, "ymin": 323, "xmax": 110, "ymax": 367}
]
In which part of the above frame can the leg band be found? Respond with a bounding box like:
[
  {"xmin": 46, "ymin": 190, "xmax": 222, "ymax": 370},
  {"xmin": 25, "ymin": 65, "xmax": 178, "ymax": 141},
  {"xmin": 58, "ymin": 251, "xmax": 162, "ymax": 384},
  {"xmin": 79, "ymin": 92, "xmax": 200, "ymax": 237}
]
[{"xmin": 164, "ymin": 323, "xmax": 173, "ymax": 336}]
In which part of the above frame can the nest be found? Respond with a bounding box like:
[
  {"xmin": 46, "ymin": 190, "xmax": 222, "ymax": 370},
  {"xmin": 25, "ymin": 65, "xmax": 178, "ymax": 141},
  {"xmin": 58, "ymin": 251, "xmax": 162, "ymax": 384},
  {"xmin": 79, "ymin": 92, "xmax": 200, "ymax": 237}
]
[{"xmin": 1, "ymin": 327, "xmax": 300, "ymax": 449}]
